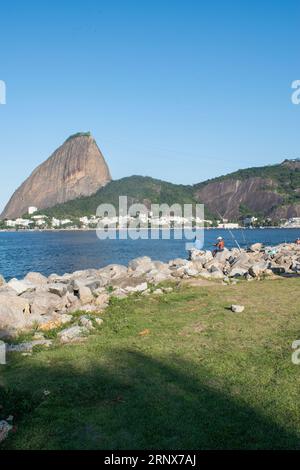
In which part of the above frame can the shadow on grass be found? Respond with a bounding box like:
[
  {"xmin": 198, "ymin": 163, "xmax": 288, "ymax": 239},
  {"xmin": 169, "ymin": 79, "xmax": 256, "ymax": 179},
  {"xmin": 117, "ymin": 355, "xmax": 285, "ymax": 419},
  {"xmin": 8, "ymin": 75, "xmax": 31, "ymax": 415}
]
[{"xmin": 1, "ymin": 349, "xmax": 300, "ymax": 450}]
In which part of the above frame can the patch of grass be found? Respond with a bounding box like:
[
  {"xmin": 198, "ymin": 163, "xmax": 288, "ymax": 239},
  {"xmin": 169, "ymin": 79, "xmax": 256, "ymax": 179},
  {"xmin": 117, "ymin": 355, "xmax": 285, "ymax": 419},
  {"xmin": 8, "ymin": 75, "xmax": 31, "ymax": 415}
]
[{"xmin": 1, "ymin": 278, "xmax": 300, "ymax": 449}]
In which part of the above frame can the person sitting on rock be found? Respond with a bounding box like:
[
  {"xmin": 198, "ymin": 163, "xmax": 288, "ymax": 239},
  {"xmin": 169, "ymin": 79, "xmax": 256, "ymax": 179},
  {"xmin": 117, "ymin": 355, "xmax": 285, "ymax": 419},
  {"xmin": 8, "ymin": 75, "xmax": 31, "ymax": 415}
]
[
  {"xmin": 213, "ymin": 237, "xmax": 225, "ymax": 256},
  {"xmin": 295, "ymin": 238, "xmax": 300, "ymax": 245}
]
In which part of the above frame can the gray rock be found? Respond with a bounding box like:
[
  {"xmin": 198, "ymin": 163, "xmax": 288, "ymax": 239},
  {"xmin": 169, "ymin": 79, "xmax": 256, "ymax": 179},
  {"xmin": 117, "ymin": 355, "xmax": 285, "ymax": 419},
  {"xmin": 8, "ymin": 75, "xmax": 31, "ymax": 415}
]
[
  {"xmin": 7, "ymin": 278, "xmax": 35, "ymax": 295},
  {"xmin": 48, "ymin": 273, "xmax": 72, "ymax": 284},
  {"xmin": 146, "ymin": 269, "xmax": 172, "ymax": 284},
  {"xmin": 0, "ymin": 294, "xmax": 31, "ymax": 338},
  {"xmin": 78, "ymin": 286, "xmax": 94, "ymax": 304},
  {"xmin": 198, "ymin": 270, "xmax": 213, "ymax": 279},
  {"xmin": 209, "ymin": 269, "xmax": 224, "ymax": 280},
  {"xmin": 169, "ymin": 258, "xmax": 189, "ymax": 268},
  {"xmin": 213, "ymin": 248, "xmax": 230, "ymax": 263},
  {"xmin": 72, "ymin": 277, "xmax": 103, "ymax": 292},
  {"xmin": 128, "ymin": 256, "xmax": 152, "ymax": 271},
  {"xmin": 184, "ymin": 267, "xmax": 199, "ymax": 277},
  {"xmin": 80, "ymin": 304, "xmax": 98, "ymax": 313},
  {"xmin": 190, "ymin": 250, "xmax": 213, "ymax": 264},
  {"xmin": 153, "ymin": 288, "xmax": 163, "ymax": 295},
  {"xmin": 125, "ymin": 282, "xmax": 148, "ymax": 293},
  {"xmin": 250, "ymin": 243, "xmax": 263, "ymax": 252},
  {"xmin": 79, "ymin": 315, "xmax": 95, "ymax": 331},
  {"xmin": 7, "ymin": 339, "xmax": 52, "ymax": 353},
  {"xmin": 249, "ymin": 261, "xmax": 269, "ymax": 277},
  {"xmin": 48, "ymin": 283, "xmax": 68, "ymax": 297},
  {"xmin": 229, "ymin": 267, "xmax": 249, "ymax": 278},
  {"xmin": 162, "ymin": 287, "xmax": 173, "ymax": 293},
  {"xmin": 0, "ymin": 340, "xmax": 6, "ymax": 364},
  {"xmin": 95, "ymin": 292, "xmax": 110, "ymax": 307},
  {"xmin": 98, "ymin": 264, "xmax": 128, "ymax": 280},
  {"xmin": 24, "ymin": 272, "xmax": 48, "ymax": 286},
  {"xmin": 58, "ymin": 313, "xmax": 73, "ymax": 324},
  {"xmin": 21, "ymin": 291, "xmax": 67, "ymax": 316},
  {"xmin": 171, "ymin": 267, "xmax": 186, "ymax": 278},
  {"xmin": 58, "ymin": 325, "xmax": 89, "ymax": 344},
  {"xmin": 0, "ymin": 420, "xmax": 13, "ymax": 443}
]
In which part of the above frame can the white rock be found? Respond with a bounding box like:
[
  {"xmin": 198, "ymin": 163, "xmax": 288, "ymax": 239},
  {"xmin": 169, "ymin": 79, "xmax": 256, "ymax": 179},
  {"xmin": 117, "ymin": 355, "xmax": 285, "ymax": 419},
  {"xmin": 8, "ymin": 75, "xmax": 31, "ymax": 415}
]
[
  {"xmin": 153, "ymin": 289, "xmax": 163, "ymax": 295},
  {"xmin": 58, "ymin": 326, "xmax": 89, "ymax": 344},
  {"xmin": 7, "ymin": 278, "xmax": 35, "ymax": 295},
  {"xmin": 231, "ymin": 304, "xmax": 245, "ymax": 313},
  {"xmin": 24, "ymin": 272, "xmax": 48, "ymax": 286},
  {"xmin": 79, "ymin": 315, "xmax": 95, "ymax": 331},
  {"xmin": 125, "ymin": 282, "xmax": 148, "ymax": 293}
]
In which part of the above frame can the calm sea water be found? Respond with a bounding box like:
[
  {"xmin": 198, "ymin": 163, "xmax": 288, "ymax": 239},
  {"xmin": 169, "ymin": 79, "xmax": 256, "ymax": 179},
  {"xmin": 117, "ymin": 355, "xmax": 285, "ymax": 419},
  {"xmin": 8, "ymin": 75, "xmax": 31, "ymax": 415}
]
[{"xmin": 0, "ymin": 228, "xmax": 299, "ymax": 280}]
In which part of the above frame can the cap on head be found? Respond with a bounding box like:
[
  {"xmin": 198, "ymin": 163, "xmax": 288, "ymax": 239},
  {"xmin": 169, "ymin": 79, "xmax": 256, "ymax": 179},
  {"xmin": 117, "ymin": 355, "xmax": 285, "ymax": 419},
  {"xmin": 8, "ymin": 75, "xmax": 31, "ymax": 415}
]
[{"xmin": 217, "ymin": 236, "xmax": 223, "ymax": 240}]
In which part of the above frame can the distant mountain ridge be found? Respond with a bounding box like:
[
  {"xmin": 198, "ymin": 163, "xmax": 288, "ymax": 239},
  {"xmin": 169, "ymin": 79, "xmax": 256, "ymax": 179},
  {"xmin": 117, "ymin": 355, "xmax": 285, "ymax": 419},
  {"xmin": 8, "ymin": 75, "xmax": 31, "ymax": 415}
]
[
  {"xmin": 194, "ymin": 160, "xmax": 300, "ymax": 220},
  {"xmin": 37, "ymin": 160, "xmax": 300, "ymax": 221}
]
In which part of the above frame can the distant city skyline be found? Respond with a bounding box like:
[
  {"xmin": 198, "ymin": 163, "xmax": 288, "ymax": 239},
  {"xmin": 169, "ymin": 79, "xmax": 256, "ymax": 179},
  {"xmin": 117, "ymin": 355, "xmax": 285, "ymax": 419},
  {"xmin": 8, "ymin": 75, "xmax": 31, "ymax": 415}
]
[{"xmin": 1, "ymin": 0, "xmax": 300, "ymax": 213}]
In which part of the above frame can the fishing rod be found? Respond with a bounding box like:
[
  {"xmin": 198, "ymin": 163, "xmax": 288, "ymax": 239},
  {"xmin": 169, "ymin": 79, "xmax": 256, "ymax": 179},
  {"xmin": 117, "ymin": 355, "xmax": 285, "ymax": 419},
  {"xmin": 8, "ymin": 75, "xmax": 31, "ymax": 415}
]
[{"xmin": 214, "ymin": 208, "xmax": 242, "ymax": 252}]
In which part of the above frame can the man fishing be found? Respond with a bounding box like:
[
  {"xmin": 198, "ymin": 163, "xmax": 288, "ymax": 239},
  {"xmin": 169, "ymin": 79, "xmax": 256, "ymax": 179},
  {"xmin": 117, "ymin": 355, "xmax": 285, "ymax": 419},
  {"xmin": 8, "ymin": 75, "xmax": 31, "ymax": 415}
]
[{"xmin": 213, "ymin": 236, "xmax": 225, "ymax": 256}]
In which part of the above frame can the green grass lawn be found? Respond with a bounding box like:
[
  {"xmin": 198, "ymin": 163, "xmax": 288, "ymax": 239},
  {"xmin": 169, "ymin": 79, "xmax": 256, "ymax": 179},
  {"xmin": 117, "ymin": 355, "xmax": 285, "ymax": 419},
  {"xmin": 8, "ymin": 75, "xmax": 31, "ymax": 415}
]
[{"xmin": 1, "ymin": 277, "xmax": 300, "ymax": 450}]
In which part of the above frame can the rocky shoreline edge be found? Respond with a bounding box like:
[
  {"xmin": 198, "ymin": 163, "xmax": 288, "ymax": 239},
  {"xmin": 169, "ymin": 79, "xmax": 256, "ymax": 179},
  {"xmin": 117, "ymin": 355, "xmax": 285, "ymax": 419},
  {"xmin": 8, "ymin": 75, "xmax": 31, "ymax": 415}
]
[{"xmin": 0, "ymin": 241, "xmax": 299, "ymax": 350}]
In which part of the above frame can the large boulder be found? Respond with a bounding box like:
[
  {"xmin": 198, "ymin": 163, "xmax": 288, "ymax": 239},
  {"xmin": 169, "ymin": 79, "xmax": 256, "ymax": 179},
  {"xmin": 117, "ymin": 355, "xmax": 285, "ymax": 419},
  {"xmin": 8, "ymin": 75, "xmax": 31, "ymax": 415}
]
[
  {"xmin": 249, "ymin": 243, "xmax": 263, "ymax": 252},
  {"xmin": 77, "ymin": 285, "xmax": 94, "ymax": 304},
  {"xmin": 213, "ymin": 248, "xmax": 230, "ymax": 264},
  {"xmin": 228, "ymin": 266, "xmax": 248, "ymax": 278},
  {"xmin": 209, "ymin": 268, "xmax": 224, "ymax": 279},
  {"xmin": 7, "ymin": 278, "xmax": 36, "ymax": 295},
  {"xmin": 189, "ymin": 250, "xmax": 213, "ymax": 264},
  {"xmin": 21, "ymin": 290, "xmax": 68, "ymax": 316},
  {"xmin": 145, "ymin": 262, "xmax": 172, "ymax": 283},
  {"xmin": 72, "ymin": 277, "xmax": 103, "ymax": 292},
  {"xmin": 128, "ymin": 257, "xmax": 155, "ymax": 277},
  {"xmin": 249, "ymin": 261, "xmax": 269, "ymax": 277},
  {"xmin": 98, "ymin": 264, "xmax": 128, "ymax": 281},
  {"xmin": 0, "ymin": 294, "xmax": 31, "ymax": 338},
  {"xmin": 48, "ymin": 283, "xmax": 68, "ymax": 297},
  {"xmin": 169, "ymin": 258, "xmax": 190, "ymax": 269},
  {"xmin": 24, "ymin": 272, "xmax": 48, "ymax": 286}
]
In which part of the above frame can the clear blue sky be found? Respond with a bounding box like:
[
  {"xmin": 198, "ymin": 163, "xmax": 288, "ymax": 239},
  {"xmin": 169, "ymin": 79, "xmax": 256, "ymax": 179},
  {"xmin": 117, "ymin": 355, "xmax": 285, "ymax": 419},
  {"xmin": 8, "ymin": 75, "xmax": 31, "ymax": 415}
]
[{"xmin": 0, "ymin": 0, "xmax": 300, "ymax": 212}]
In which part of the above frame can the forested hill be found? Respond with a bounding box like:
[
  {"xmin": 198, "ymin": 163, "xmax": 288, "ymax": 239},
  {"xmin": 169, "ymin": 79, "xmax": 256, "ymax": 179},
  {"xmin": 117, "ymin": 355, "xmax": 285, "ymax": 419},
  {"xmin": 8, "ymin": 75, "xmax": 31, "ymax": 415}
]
[{"xmin": 34, "ymin": 159, "xmax": 300, "ymax": 221}]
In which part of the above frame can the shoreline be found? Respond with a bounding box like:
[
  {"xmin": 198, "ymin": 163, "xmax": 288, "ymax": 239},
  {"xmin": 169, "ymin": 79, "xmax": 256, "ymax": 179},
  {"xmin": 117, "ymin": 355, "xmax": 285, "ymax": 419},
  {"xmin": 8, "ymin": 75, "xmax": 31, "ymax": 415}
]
[
  {"xmin": 1, "ymin": 226, "xmax": 299, "ymax": 233},
  {"xmin": 1, "ymin": 241, "xmax": 300, "ymax": 337}
]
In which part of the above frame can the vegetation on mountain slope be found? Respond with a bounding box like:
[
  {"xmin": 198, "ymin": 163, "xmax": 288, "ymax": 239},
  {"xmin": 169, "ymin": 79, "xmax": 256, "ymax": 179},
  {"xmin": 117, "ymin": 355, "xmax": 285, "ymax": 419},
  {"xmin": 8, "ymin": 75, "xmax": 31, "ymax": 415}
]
[{"xmin": 41, "ymin": 176, "xmax": 201, "ymax": 218}]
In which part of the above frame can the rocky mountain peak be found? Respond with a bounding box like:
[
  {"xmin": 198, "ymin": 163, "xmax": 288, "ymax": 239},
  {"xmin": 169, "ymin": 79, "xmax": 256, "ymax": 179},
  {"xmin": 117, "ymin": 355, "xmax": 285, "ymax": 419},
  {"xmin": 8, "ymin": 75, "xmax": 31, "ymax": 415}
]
[{"xmin": 1, "ymin": 133, "xmax": 112, "ymax": 219}]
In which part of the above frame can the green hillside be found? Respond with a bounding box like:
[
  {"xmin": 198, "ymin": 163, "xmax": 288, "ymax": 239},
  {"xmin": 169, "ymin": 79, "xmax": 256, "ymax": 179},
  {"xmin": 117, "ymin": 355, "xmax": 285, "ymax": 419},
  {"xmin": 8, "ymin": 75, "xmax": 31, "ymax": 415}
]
[
  {"xmin": 195, "ymin": 160, "xmax": 300, "ymax": 204},
  {"xmin": 35, "ymin": 160, "xmax": 300, "ymax": 221},
  {"xmin": 41, "ymin": 176, "xmax": 199, "ymax": 218}
]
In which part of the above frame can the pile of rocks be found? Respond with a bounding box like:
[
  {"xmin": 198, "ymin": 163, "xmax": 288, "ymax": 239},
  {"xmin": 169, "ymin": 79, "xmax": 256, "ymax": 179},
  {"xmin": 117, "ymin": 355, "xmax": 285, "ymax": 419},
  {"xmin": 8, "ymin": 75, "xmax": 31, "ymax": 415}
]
[
  {"xmin": 190, "ymin": 241, "xmax": 300, "ymax": 280},
  {"xmin": 0, "ymin": 242, "xmax": 299, "ymax": 340}
]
